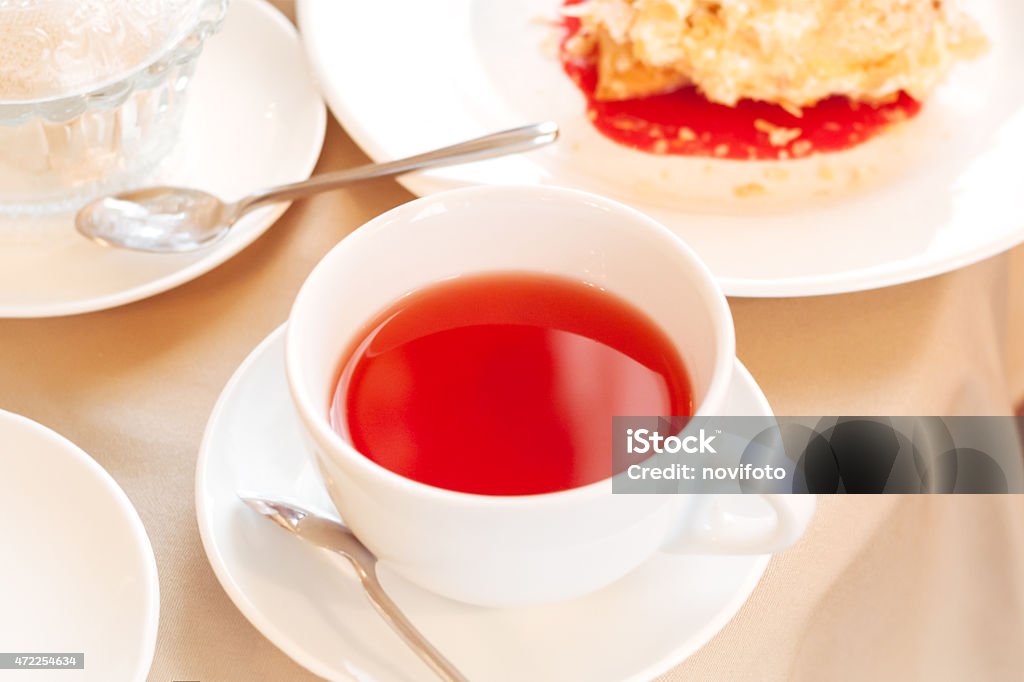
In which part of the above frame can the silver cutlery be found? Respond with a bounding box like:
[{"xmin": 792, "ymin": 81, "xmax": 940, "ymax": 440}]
[
  {"xmin": 76, "ymin": 121, "xmax": 559, "ymax": 253},
  {"xmin": 239, "ymin": 495, "xmax": 469, "ymax": 682}
]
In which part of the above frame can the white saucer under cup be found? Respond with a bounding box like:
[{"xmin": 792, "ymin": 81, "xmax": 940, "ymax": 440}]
[
  {"xmin": 0, "ymin": 410, "xmax": 159, "ymax": 682},
  {"xmin": 0, "ymin": 0, "xmax": 326, "ymax": 318},
  {"xmin": 198, "ymin": 326, "xmax": 776, "ymax": 682},
  {"xmin": 298, "ymin": 0, "xmax": 1024, "ymax": 297}
]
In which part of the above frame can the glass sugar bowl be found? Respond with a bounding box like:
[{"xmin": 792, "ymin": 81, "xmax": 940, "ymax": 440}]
[{"xmin": 0, "ymin": 0, "xmax": 229, "ymax": 215}]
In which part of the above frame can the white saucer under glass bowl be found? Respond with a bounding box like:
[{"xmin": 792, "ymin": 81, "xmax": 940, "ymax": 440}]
[
  {"xmin": 196, "ymin": 326, "xmax": 773, "ymax": 682},
  {"xmin": 0, "ymin": 409, "xmax": 159, "ymax": 682},
  {"xmin": 0, "ymin": 0, "xmax": 326, "ymax": 318}
]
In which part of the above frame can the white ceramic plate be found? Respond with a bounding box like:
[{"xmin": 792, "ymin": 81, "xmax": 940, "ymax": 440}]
[
  {"xmin": 299, "ymin": 0, "xmax": 1023, "ymax": 297},
  {"xmin": 196, "ymin": 326, "xmax": 773, "ymax": 681},
  {"xmin": 0, "ymin": 410, "xmax": 159, "ymax": 682},
  {"xmin": 0, "ymin": 0, "xmax": 326, "ymax": 318}
]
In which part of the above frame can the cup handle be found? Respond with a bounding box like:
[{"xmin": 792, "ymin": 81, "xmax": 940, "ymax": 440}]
[{"xmin": 661, "ymin": 495, "xmax": 816, "ymax": 554}]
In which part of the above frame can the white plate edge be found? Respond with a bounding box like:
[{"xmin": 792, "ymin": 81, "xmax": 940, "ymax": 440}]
[
  {"xmin": 0, "ymin": 408, "xmax": 161, "ymax": 682},
  {"xmin": 297, "ymin": 0, "xmax": 1024, "ymax": 299}
]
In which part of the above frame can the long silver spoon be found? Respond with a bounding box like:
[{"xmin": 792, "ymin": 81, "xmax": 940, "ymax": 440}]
[
  {"xmin": 76, "ymin": 121, "xmax": 559, "ymax": 253},
  {"xmin": 240, "ymin": 495, "xmax": 469, "ymax": 682}
]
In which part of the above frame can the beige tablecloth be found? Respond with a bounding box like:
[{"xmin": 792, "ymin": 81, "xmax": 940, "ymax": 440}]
[{"xmin": 2, "ymin": 3, "xmax": 1023, "ymax": 680}]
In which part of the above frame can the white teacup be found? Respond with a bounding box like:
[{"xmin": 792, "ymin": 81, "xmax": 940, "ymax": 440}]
[{"xmin": 286, "ymin": 185, "xmax": 814, "ymax": 607}]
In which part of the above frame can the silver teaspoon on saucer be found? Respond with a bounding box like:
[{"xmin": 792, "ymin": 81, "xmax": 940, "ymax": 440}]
[
  {"xmin": 239, "ymin": 495, "xmax": 469, "ymax": 682},
  {"xmin": 76, "ymin": 121, "xmax": 559, "ymax": 253}
]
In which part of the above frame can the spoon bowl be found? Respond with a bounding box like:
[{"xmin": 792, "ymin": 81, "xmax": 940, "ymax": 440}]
[{"xmin": 78, "ymin": 188, "xmax": 236, "ymax": 253}]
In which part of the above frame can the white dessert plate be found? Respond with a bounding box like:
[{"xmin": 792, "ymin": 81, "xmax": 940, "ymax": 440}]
[
  {"xmin": 0, "ymin": 0, "xmax": 326, "ymax": 318},
  {"xmin": 0, "ymin": 409, "xmax": 159, "ymax": 682},
  {"xmin": 298, "ymin": 0, "xmax": 1023, "ymax": 297},
  {"xmin": 196, "ymin": 325, "xmax": 773, "ymax": 681}
]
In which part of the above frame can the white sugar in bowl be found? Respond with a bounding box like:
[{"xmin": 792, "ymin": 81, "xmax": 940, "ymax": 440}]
[{"xmin": 0, "ymin": 0, "xmax": 229, "ymax": 215}]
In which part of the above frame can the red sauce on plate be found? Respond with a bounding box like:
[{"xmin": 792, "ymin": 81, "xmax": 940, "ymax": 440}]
[{"xmin": 559, "ymin": 2, "xmax": 921, "ymax": 160}]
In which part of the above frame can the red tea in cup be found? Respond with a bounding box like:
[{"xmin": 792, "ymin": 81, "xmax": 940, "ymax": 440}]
[{"xmin": 330, "ymin": 272, "xmax": 693, "ymax": 495}]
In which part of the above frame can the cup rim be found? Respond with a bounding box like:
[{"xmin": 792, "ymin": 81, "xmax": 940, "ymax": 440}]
[{"xmin": 285, "ymin": 184, "xmax": 736, "ymax": 507}]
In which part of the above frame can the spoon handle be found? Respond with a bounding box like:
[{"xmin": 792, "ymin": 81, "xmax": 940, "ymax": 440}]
[
  {"xmin": 236, "ymin": 121, "xmax": 558, "ymax": 215},
  {"xmin": 348, "ymin": 557, "xmax": 470, "ymax": 682}
]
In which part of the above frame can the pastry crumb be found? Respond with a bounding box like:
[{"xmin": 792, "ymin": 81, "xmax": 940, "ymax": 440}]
[
  {"xmin": 791, "ymin": 140, "xmax": 814, "ymax": 158},
  {"xmin": 733, "ymin": 182, "xmax": 767, "ymax": 198},
  {"xmin": 754, "ymin": 119, "xmax": 802, "ymax": 147}
]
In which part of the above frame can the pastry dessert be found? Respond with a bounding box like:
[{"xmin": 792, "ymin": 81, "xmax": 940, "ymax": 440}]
[{"xmin": 560, "ymin": 0, "xmax": 987, "ymax": 159}]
